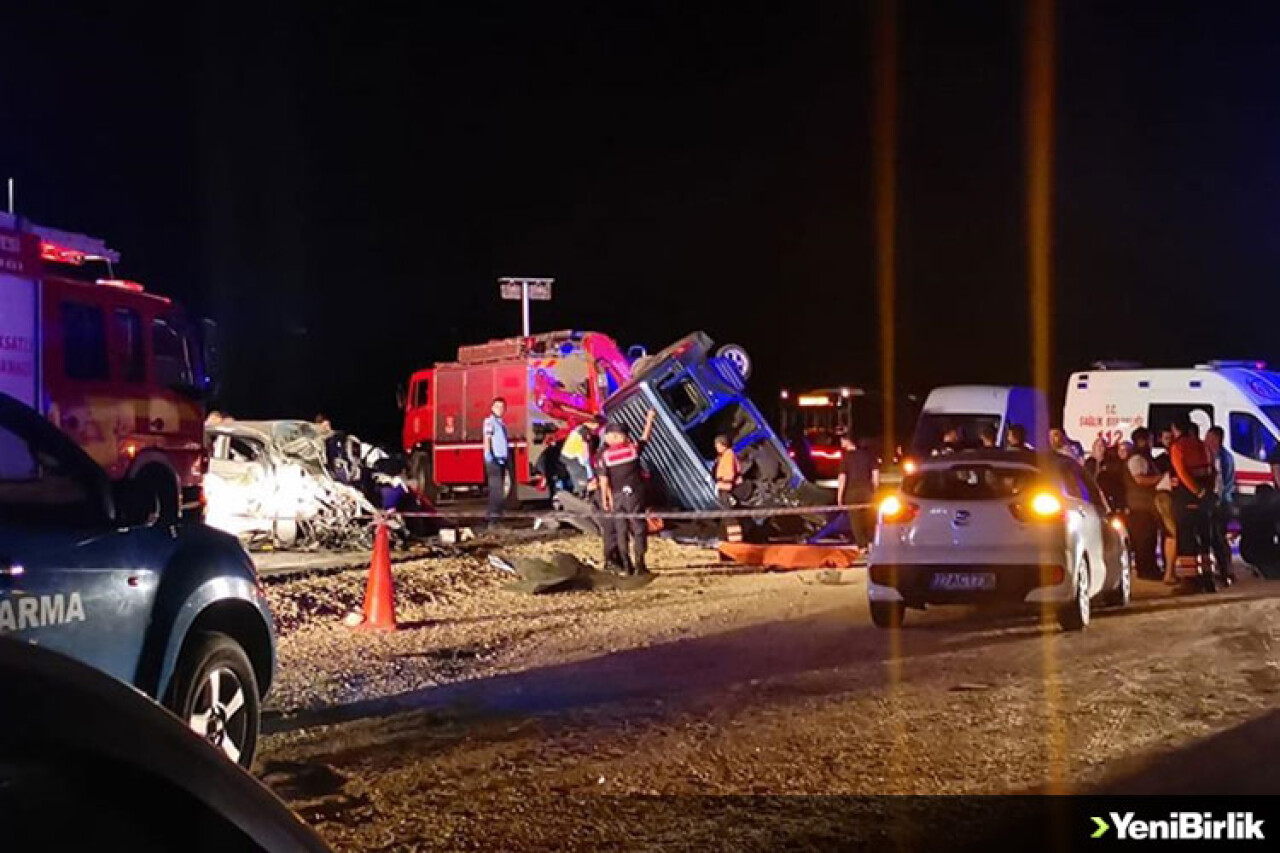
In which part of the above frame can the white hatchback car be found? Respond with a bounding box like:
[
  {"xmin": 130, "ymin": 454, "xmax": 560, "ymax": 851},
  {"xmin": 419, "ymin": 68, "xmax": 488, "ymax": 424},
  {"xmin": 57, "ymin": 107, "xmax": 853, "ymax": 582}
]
[{"xmin": 868, "ymin": 450, "xmax": 1131, "ymax": 631}]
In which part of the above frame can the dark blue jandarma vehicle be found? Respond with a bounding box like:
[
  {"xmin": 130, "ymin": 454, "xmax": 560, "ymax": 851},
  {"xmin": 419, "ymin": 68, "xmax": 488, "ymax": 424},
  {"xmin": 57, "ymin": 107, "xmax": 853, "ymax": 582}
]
[{"xmin": 0, "ymin": 391, "xmax": 275, "ymax": 767}]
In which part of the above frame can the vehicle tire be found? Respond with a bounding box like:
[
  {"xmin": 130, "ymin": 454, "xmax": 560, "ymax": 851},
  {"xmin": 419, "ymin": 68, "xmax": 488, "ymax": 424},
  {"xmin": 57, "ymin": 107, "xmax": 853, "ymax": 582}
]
[
  {"xmin": 134, "ymin": 464, "xmax": 180, "ymax": 524},
  {"xmin": 1058, "ymin": 557, "xmax": 1091, "ymax": 631},
  {"xmin": 407, "ymin": 446, "xmax": 438, "ymax": 504},
  {"xmin": 165, "ymin": 631, "xmax": 261, "ymax": 769},
  {"xmin": 870, "ymin": 600, "xmax": 905, "ymax": 629},
  {"xmin": 1103, "ymin": 552, "xmax": 1132, "ymax": 608}
]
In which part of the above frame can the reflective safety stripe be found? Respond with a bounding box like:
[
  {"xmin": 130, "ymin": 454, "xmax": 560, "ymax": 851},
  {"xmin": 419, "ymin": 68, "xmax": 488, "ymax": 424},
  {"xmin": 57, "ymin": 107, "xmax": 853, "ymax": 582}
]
[{"xmin": 603, "ymin": 445, "xmax": 639, "ymax": 467}]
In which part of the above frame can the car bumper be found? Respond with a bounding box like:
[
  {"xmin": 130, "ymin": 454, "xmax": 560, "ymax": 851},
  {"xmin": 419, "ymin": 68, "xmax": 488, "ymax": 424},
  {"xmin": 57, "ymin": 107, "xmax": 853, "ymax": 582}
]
[{"xmin": 867, "ymin": 562, "xmax": 1075, "ymax": 606}]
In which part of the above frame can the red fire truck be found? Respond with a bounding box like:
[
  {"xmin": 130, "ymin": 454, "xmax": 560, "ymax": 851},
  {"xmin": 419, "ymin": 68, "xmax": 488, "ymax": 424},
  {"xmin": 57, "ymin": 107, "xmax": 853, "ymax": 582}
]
[
  {"xmin": 401, "ymin": 330, "xmax": 632, "ymax": 501},
  {"xmin": 0, "ymin": 213, "xmax": 215, "ymax": 519}
]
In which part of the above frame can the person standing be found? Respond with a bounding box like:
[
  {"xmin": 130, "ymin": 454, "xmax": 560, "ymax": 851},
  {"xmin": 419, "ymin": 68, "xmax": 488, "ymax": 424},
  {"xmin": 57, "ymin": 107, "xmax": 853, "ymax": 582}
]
[
  {"xmin": 838, "ymin": 433, "xmax": 880, "ymax": 546},
  {"xmin": 1169, "ymin": 419, "xmax": 1215, "ymax": 583},
  {"xmin": 1205, "ymin": 426, "xmax": 1236, "ymax": 507},
  {"xmin": 1085, "ymin": 437, "xmax": 1126, "ymax": 510},
  {"xmin": 1124, "ymin": 429, "xmax": 1162, "ymax": 580},
  {"xmin": 483, "ymin": 397, "xmax": 510, "ymax": 527},
  {"xmin": 1205, "ymin": 425, "xmax": 1236, "ymax": 582},
  {"xmin": 599, "ymin": 410, "xmax": 657, "ymax": 575},
  {"xmin": 713, "ymin": 434, "xmax": 743, "ymax": 504},
  {"xmin": 586, "ymin": 427, "xmax": 623, "ymax": 571}
]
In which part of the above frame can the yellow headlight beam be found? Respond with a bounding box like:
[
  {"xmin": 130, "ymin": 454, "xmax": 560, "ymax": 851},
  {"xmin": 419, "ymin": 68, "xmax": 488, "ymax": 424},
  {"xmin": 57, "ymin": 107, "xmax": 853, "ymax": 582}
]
[
  {"xmin": 872, "ymin": 0, "xmax": 909, "ymax": 819},
  {"xmin": 1026, "ymin": 0, "xmax": 1066, "ymax": 803}
]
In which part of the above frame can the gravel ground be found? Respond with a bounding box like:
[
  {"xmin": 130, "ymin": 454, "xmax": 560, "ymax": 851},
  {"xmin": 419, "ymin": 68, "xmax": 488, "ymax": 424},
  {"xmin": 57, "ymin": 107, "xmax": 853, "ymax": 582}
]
[
  {"xmin": 256, "ymin": 544, "xmax": 1280, "ymax": 851},
  {"xmin": 264, "ymin": 535, "xmax": 753, "ymax": 714}
]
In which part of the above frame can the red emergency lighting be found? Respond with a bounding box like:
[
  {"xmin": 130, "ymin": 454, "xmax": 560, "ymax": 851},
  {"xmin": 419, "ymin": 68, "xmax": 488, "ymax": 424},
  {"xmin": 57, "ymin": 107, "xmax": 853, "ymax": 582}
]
[
  {"xmin": 96, "ymin": 278, "xmax": 145, "ymax": 292},
  {"xmin": 40, "ymin": 241, "xmax": 87, "ymax": 265},
  {"xmin": 810, "ymin": 449, "xmax": 842, "ymax": 460}
]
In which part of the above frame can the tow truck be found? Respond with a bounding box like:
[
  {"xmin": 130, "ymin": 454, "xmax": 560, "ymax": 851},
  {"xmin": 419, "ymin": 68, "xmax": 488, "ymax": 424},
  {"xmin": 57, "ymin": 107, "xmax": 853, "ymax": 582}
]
[
  {"xmin": 0, "ymin": 213, "xmax": 217, "ymax": 520},
  {"xmin": 400, "ymin": 330, "xmax": 633, "ymax": 501}
]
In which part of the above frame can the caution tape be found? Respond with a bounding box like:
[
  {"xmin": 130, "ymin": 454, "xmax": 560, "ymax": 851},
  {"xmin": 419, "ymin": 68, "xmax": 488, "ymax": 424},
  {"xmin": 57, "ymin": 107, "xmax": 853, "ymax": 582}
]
[{"xmin": 216, "ymin": 502, "xmax": 874, "ymax": 524}]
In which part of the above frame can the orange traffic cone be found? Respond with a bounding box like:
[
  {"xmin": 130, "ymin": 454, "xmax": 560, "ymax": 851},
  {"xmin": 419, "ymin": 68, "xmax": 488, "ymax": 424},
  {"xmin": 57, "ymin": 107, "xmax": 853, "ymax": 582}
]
[{"xmin": 356, "ymin": 520, "xmax": 397, "ymax": 631}]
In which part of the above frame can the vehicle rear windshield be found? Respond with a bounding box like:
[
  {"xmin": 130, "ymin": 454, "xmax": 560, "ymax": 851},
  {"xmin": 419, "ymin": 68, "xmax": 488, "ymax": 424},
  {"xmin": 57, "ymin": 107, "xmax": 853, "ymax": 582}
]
[
  {"xmin": 911, "ymin": 412, "xmax": 1002, "ymax": 454},
  {"xmin": 903, "ymin": 464, "xmax": 1041, "ymax": 500}
]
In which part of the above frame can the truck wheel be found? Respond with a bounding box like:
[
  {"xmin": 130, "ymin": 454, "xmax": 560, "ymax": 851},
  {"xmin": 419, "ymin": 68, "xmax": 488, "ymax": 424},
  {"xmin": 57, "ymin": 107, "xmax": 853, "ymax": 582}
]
[
  {"xmin": 134, "ymin": 464, "xmax": 180, "ymax": 524},
  {"xmin": 166, "ymin": 631, "xmax": 261, "ymax": 769},
  {"xmin": 408, "ymin": 446, "xmax": 438, "ymax": 503}
]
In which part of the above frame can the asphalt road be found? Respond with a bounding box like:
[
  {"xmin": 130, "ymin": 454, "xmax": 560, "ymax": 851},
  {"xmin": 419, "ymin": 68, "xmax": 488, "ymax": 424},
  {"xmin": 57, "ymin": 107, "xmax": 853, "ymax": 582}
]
[{"xmin": 259, "ymin": 568, "xmax": 1280, "ymax": 851}]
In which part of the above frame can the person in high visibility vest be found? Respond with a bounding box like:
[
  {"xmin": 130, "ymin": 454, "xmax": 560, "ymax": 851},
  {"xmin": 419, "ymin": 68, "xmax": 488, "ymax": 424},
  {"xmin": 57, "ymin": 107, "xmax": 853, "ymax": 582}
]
[
  {"xmin": 714, "ymin": 434, "xmax": 745, "ymax": 543},
  {"xmin": 714, "ymin": 434, "xmax": 742, "ymax": 504}
]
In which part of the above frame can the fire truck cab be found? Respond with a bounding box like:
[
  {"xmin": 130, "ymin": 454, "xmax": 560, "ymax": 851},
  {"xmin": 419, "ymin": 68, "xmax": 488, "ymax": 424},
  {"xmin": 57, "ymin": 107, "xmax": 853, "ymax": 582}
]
[
  {"xmin": 0, "ymin": 214, "xmax": 215, "ymax": 520},
  {"xmin": 401, "ymin": 330, "xmax": 631, "ymax": 501}
]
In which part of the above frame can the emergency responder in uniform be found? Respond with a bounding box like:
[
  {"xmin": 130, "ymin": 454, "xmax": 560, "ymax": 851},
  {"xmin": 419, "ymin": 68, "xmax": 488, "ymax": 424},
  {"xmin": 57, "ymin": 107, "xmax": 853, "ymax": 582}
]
[
  {"xmin": 714, "ymin": 434, "xmax": 742, "ymax": 505},
  {"xmin": 586, "ymin": 421, "xmax": 624, "ymax": 570},
  {"xmin": 714, "ymin": 433, "xmax": 744, "ymax": 543},
  {"xmin": 598, "ymin": 410, "xmax": 657, "ymax": 575},
  {"xmin": 483, "ymin": 397, "xmax": 510, "ymax": 527}
]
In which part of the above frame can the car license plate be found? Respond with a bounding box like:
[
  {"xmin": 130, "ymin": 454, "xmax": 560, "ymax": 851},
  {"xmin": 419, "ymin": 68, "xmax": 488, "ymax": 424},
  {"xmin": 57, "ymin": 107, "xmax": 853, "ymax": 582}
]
[{"xmin": 930, "ymin": 572, "xmax": 997, "ymax": 591}]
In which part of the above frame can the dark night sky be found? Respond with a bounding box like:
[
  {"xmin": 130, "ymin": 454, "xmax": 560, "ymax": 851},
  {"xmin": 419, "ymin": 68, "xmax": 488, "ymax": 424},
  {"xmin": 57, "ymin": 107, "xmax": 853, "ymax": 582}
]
[{"xmin": 4, "ymin": 1, "xmax": 1280, "ymax": 443}]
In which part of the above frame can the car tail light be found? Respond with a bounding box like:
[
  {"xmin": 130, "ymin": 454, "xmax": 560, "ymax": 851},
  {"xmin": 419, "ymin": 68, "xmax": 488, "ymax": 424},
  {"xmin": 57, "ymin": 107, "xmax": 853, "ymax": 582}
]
[
  {"xmin": 1010, "ymin": 490, "xmax": 1065, "ymax": 521},
  {"xmin": 878, "ymin": 494, "xmax": 919, "ymax": 524}
]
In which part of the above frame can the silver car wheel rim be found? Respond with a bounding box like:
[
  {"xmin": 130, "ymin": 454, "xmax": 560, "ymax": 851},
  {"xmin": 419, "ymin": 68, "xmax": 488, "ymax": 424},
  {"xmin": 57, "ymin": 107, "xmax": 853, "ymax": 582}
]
[{"xmin": 188, "ymin": 666, "xmax": 248, "ymax": 763}]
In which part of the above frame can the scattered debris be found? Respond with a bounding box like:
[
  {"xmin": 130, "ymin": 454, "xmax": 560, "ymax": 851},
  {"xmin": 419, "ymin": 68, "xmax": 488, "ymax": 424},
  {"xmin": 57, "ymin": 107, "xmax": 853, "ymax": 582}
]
[{"xmin": 501, "ymin": 552, "xmax": 656, "ymax": 594}]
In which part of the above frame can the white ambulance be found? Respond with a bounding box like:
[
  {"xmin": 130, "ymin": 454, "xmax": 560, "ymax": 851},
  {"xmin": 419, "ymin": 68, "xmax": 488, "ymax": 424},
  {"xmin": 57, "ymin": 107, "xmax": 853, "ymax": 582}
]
[{"xmin": 1062, "ymin": 361, "xmax": 1280, "ymax": 496}]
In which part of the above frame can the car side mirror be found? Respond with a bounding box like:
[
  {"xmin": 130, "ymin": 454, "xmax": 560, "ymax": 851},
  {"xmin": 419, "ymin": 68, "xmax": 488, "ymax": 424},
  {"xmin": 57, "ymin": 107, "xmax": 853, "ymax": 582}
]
[{"xmin": 113, "ymin": 479, "xmax": 159, "ymax": 528}]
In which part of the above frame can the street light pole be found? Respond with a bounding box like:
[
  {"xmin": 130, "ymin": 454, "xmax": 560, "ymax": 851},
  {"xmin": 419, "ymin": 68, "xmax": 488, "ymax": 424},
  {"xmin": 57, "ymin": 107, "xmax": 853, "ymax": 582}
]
[
  {"xmin": 499, "ymin": 277, "xmax": 554, "ymax": 338},
  {"xmin": 522, "ymin": 280, "xmax": 531, "ymax": 337}
]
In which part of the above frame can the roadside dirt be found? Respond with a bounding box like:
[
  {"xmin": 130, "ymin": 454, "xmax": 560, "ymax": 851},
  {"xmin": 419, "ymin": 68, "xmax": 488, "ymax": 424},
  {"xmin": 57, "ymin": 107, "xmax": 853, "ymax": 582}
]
[{"xmin": 257, "ymin": 540, "xmax": 1280, "ymax": 851}]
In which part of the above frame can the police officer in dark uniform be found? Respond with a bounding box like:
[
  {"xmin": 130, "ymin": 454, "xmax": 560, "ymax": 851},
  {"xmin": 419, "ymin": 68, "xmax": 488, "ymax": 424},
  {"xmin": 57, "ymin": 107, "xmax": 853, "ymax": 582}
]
[
  {"xmin": 598, "ymin": 410, "xmax": 657, "ymax": 575},
  {"xmin": 587, "ymin": 424, "xmax": 624, "ymax": 571}
]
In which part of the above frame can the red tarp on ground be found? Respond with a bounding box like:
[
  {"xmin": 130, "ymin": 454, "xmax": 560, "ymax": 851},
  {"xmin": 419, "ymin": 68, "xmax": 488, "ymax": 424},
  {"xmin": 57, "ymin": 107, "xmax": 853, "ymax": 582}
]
[{"xmin": 717, "ymin": 542, "xmax": 864, "ymax": 570}]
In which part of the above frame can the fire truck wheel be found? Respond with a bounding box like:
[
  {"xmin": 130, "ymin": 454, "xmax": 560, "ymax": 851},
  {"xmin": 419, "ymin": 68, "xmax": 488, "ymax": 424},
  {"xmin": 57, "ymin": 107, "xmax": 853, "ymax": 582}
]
[
  {"xmin": 134, "ymin": 464, "xmax": 180, "ymax": 524},
  {"xmin": 408, "ymin": 447, "xmax": 438, "ymax": 503}
]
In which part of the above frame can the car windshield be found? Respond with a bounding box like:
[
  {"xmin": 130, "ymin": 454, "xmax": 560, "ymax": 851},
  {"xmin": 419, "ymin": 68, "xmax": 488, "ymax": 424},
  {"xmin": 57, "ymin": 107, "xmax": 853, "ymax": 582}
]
[
  {"xmin": 911, "ymin": 412, "xmax": 1003, "ymax": 454},
  {"xmin": 903, "ymin": 463, "xmax": 1042, "ymax": 500}
]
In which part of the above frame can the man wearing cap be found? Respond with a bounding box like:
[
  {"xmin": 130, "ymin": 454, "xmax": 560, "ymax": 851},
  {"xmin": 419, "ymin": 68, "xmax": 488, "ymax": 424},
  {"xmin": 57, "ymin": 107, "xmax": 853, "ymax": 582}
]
[{"xmin": 598, "ymin": 409, "xmax": 658, "ymax": 574}]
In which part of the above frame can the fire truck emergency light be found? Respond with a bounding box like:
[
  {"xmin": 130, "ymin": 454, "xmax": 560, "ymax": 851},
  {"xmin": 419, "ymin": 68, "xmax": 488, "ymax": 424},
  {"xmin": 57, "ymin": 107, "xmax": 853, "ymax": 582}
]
[{"xmin": 96, "ymin": 279, "xmax": 145, "ymax": 292}]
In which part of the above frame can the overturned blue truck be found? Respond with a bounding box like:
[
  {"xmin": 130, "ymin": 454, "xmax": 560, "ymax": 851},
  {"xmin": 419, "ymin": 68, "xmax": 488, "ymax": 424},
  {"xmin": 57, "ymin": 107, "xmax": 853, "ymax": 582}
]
[{"xmin": 587, "ymin": 332, "xmax": 830, "ymax": 540}]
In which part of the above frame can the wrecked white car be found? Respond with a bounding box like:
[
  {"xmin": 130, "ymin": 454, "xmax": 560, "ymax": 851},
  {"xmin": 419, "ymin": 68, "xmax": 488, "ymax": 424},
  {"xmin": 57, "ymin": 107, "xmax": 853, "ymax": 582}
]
[{"xmin": 204, "ymin": 420, "xmax": 376, "ymax": 550}]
